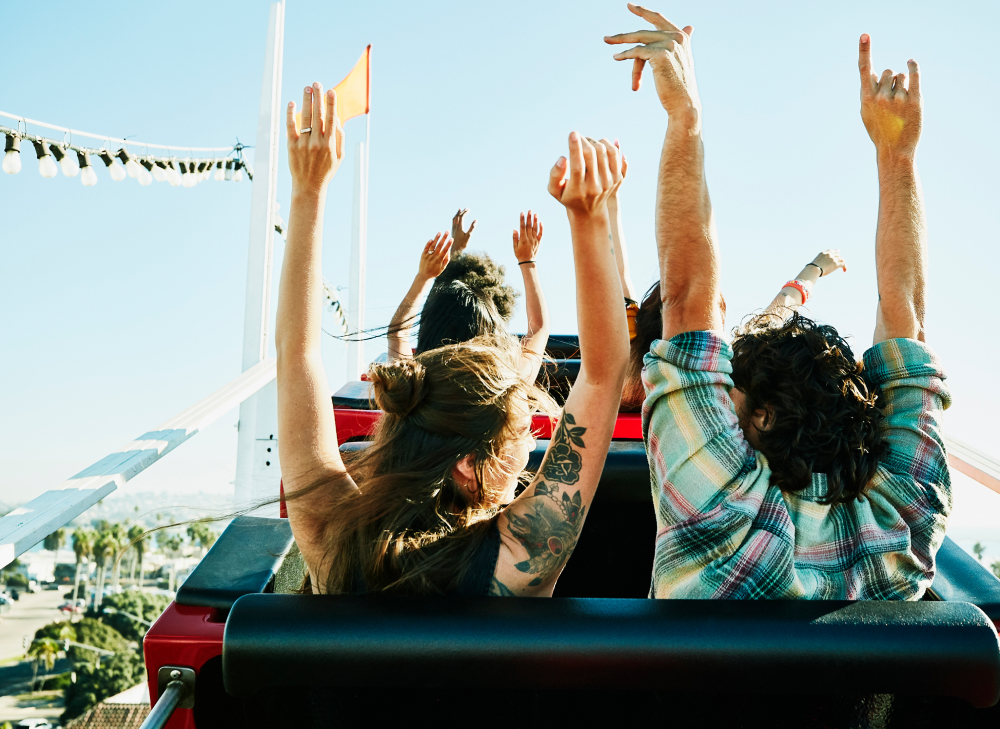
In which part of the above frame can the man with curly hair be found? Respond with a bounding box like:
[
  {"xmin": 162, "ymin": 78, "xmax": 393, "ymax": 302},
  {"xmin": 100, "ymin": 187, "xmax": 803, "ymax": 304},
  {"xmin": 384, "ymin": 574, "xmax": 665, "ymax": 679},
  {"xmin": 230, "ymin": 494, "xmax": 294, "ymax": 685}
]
[{"xmin": 606, "ymin": 7, "xmax": 949, "ymax": 599}]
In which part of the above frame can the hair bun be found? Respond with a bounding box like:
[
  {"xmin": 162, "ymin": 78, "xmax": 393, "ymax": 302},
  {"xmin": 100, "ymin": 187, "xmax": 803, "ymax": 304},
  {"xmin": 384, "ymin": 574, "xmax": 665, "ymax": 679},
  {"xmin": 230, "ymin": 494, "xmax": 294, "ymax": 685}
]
[{"xmin": 368, "ymin": 360, "xmax": 427, "ymax": 417}]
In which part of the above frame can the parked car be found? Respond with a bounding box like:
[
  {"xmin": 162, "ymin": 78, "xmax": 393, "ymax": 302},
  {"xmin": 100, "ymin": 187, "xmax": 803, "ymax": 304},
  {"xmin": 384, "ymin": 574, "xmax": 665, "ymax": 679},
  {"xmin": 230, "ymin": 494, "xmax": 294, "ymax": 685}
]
[
  {"xmin": 58, "ymin": 600, "xmax": 84, "ymax": 614},
  {"xmin": 16, "ymin": 719, "xmax": 54, "ymax": 729}
]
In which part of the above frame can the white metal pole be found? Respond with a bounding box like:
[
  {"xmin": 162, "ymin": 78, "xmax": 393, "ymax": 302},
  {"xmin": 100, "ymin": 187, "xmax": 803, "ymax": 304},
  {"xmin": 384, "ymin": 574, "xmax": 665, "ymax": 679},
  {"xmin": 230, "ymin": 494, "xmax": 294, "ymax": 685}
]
[
  {"xmin": 235, "ymin": 0, "xmax": 284, "ymax": 511},
  {"xmin": 347, "ymin": 140, "xmax": 367, "ymax": 381}
]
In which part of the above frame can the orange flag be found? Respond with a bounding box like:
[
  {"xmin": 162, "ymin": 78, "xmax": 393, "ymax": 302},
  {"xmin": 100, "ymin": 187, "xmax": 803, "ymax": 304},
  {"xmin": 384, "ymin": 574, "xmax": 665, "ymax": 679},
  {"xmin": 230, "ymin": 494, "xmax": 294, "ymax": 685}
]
[{"xmin": 296, "ymin": 45, "xmax": 370, "ymax": 130}]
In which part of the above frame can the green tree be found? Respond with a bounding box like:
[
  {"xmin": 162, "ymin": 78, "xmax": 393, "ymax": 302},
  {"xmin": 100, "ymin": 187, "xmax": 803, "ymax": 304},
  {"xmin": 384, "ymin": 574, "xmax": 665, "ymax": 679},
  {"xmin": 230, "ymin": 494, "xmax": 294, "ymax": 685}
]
[
  {"xmin": 43, "ymin": 527, "xmax": 66, "ymax": 553},
  {"xmin": 72, "ymin": 528, "xmax": 94, "ymax": 602},
  {"xmin": 186, "ymin": 523, "xmax": 217, "ymax": 552},
  {"xmin": 26, "ymin": 638, "xmax": 61, "ymax": 692},
  {"xmin": 108, "ymin": 523, "xmax": 128, "ymax": 592},
  {"xmin": 101, "ymin": 592, "xmax": 170, "ymax": 643},
  {"xmin": 127, "ymin": 524, "xmax": 147, "ymax": 589},
  {"xmin": 991, "ymin": 561, "xmax": 1000, "ymax": 580},
  {"xmin": 973, "ymin": 542, "xmax": 986, "ymax": 562},
  {"xmin": 61, "ymin": 650, "xmax": 144, "ymax": 724},
  {"xmin": 91, "ymin": 530, "xmax": 118, "ymax": 609},
  {"xmin": 157, "ymin": 531, "xmax": 183, "ymax": 555}
]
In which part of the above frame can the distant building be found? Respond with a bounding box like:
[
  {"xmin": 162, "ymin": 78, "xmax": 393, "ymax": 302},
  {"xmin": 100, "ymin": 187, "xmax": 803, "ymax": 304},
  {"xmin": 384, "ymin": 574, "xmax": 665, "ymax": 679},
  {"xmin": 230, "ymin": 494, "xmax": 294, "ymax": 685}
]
[{"xmin": 65, "ymin": 682, "xmax": 150, "ymax": 729}]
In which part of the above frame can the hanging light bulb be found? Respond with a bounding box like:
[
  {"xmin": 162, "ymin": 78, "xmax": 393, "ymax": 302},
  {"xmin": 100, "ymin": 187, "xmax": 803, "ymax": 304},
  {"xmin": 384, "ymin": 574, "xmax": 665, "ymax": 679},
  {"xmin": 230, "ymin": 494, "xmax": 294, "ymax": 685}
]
[
  {"xmin": 100, "ymin": 151, "xmax": 127, "ymax": 181},
  {"xmin": 116, "ymin": 149, "xmax": 142, "ymax": 179},
  {"xmin": 213, "ymin": 160, "xmax": 225, "ymax": 181},
  {"xmin": 180, "ymin": 161, "xmax": 196, "ymax": 187},
  {"xmin": 151, "ymin": 160, "xmax": 167, "ymax": 182},
  {"xmin": 138, "ymin": 160, "xmax": 153, "ymax": 185},
  {"xmin": 77, "ymin": 152, "xmax": 98, "ymax": 187},
  {"xmin": 32, "ymin": 141, "xmax": 59, "ymax": 178},
  {"xmin": 233, "ymin": 160, "xmax": 244, "ymax": 182},
  {"xmin": 166, "ymin": 160, "xmax": 181, "ymax": 186},
  {"xmin": 50, "ymin": 145, "xmax": 79, "ymax": 177},
  {"xmin": 199, "ymin": 162, "xmax": 210, "ymax": 181},
  {"xmin": 224, "ymin": 159, "xmax": 233, "ymax": 181},
  {"xmin": 2, "ymin": 134, "xmax": 21, "ymax": 174}
]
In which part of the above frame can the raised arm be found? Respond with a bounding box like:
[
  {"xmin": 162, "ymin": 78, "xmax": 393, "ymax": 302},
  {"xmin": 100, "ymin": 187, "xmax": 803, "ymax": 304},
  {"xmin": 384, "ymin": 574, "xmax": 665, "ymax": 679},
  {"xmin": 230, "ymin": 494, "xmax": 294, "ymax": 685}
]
[
  {"xmin": 606, "ymin": 4, "xmax": 721, "ymax": 341},
  {"xmin": 763, "ymin": 249, "xmax": 847, "ymax": 320},
  {"xmin": 450, "ymin": 208, "xmax": 477, "ymax": 255},
  {"xmin": 275, "ymin": 84, "xmax": 354, "ymax": 576},
  {"xmin": 858, "ymin": 34, "xmax": 926, "ymax": 345},
  {"xmin": 607, "ymin": 148, "xmax": 638, "ymax": 302},
  {"xmin": 512, "ymin": 211, "xmax": 550, "ymax": 383},
  {"xmin": 387, "ymin": 233, "xmax": 452, "ymax": 361},
  {"xmin": 494, "ymin": 135, "xmax": 629, "ymax": 597}
]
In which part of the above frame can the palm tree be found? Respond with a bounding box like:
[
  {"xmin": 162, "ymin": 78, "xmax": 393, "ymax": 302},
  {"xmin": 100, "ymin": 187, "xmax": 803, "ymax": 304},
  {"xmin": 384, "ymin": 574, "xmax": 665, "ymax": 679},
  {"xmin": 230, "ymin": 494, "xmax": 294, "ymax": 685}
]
[
  {"xmin": 127, "ymin": 524, "xmax": 146, "ymax": 589},
  {"xmin": 71, "ymin": 528, "xmax": 93, "ymax": 601},
  {"xmin": 973, "ymin": 542, "xmax": 986, "ymax": 562},
  {"xmin": 108, "ymin": 523, "xmax": 128, "ymax": 593},
  {"xmin": 91, "ymin": 532, "xmax": 114, "ymax": 610},
  {"xmin": 43, "ymin": 528, "xmax": 65, "ymax": 553},
  {"xmin": 26, "ymin": 638, "xmax": 60, "ymax": 692}
]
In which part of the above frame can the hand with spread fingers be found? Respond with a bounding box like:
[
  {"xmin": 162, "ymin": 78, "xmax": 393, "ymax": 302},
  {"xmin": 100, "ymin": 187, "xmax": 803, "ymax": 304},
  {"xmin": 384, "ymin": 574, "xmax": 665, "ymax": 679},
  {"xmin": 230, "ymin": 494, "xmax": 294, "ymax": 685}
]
[
  {"xmin": 451, "ymin": 208, "xmax": 477, "ymax": 254},
  {"xmin": 604, "ymin": 3, "xmax": 699, "ymax": 118},
  {"xmin": 513, "ymin": 211, "xmax": 544, "ymax": 264},
  {"xmin": 858, "ymin": 34, "xmax": 922, "ymax": 159},
  {"xmin": 286, "ymin": 83, "xmax": 345, "ymax": 194},
  {"xmin": 418, "ymin": 232, "xmax": 453, "ymax": 281},
  {"xmin": 548, "ymin": 132, "xmax": 622, "ymax": 219}
]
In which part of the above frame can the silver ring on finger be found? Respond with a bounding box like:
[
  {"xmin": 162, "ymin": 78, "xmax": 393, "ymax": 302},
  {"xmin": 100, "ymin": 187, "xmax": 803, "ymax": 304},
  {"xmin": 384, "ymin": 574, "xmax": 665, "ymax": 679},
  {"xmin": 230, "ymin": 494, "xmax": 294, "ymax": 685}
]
[{"xmin": 299, "ymin": 127, "xmax": 312, "ymax": 134}]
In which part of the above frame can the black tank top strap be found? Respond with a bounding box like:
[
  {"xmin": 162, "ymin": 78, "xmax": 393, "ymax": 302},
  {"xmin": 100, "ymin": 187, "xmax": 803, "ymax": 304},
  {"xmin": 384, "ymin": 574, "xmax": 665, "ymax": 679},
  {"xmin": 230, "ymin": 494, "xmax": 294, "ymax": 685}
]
[{"xmin": 455, "ymin": 517, "xmax": 502, "ymax": 595}]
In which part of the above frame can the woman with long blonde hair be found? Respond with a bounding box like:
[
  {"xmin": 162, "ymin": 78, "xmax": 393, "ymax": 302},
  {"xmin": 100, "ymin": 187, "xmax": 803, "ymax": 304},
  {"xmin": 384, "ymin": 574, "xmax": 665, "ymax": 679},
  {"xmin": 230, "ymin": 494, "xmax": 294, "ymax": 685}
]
[{"xmin": 276, "ymin": 83, "xmax": 628, "ymax": 596}]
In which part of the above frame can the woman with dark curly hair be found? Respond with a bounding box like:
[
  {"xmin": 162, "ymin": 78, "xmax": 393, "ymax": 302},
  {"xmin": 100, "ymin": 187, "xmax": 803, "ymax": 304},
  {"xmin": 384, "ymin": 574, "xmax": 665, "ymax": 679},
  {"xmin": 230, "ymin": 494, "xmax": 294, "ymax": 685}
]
[{"xmin": 386, "ymin": 208, "xmax": 550, "ymax": 385}]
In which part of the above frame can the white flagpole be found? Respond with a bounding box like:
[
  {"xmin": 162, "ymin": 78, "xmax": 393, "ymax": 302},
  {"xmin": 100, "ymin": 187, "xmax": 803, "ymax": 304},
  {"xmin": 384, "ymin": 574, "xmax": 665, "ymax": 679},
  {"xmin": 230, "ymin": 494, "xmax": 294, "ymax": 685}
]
[{"xmin": 346, "ymin": 54, "xmax": 371, "ymax": 382}]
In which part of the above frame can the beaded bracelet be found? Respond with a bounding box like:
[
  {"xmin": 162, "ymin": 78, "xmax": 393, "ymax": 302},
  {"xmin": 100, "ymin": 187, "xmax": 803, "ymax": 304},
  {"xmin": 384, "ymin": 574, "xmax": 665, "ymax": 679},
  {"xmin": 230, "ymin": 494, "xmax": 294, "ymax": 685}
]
[{"xmin": 782, "ymin": 279, "xmax": 812, "ymax": 304}]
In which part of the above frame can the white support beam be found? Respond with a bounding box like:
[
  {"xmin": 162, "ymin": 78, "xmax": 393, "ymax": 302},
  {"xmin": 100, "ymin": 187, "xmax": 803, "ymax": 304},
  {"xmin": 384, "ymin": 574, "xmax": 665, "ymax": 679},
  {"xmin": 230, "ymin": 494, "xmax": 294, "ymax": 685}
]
[
  {"xmin": 947, "ymin": 436, "xmax": 1000, "ymax": 496},
  {"xmin": 346, "ymin": 141, "xmax": 368, "ymax": 381},
  {"xmin": 236, "ymin": 0, "xmax": 285, "ymax": 508},
  {"xmin": 0, "ymin": 359, "xmax": 277, "ymax": 569}
]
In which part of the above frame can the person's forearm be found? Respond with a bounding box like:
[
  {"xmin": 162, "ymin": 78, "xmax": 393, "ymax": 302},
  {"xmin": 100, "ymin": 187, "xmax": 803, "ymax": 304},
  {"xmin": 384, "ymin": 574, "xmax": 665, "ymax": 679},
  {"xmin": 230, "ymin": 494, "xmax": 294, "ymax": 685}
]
[
  {"xmin": 571, "ymin": 213, "xmax": 629, "ymax": 386},
  {"xmin": 657, "ymin": 113, "xmax": 722, "ymax": 340},
  {"xmin": 763, "ymin": 265, "xmax": 821, "ymax": 320},
  {"xmin": 276, "ymin": 190, "xmax": 326, "ymax": 358},
  {"xmin": 607, "ymin": 197, "xmax": 637, "ymax": 301},
  {"xmin": 388, "ymin": 274, "xmax": 433, "ymax": 360},
  {"xmin": 519, "ymin": 264, "xmax": 549, "ymax": 354},
  {"xmin": 875, "ymin": 155, "xmax": 926, "ymax": 342},
  {"xmin": 518, "ymin": 263, "xmax": 550, "ymax": 383}
]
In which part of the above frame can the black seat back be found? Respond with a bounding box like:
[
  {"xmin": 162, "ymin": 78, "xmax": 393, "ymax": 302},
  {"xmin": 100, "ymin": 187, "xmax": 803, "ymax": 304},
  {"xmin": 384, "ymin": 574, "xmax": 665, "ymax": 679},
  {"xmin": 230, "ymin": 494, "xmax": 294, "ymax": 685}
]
[{"xmin": 223, "ymin": 595, "xmax": 1000, "ymax": 708}]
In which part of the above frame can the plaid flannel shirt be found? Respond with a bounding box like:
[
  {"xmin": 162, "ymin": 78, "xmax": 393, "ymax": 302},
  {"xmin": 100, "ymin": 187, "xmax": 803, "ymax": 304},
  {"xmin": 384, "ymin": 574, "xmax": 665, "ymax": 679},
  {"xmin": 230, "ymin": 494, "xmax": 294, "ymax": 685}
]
[{"xmin": 642, "ymin": 331, "xmax": 952, "ymax": 600}]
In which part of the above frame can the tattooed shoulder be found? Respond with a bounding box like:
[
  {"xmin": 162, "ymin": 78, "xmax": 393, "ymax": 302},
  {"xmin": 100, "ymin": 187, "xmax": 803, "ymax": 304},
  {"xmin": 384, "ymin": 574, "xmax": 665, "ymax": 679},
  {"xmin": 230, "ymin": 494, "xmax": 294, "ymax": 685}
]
[{"xmin": 503, "ymin": 411, "xmax": 589, "ymax": 587}]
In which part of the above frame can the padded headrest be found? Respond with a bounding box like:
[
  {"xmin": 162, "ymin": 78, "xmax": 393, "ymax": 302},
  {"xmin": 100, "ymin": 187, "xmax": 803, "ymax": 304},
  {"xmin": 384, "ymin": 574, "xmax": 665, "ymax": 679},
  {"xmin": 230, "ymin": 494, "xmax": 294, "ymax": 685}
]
[
  {"xmin": 542, "ymin": 335, "xmax": 580, "ymax": 359},
  {"xmin": 223, "ymin": 595, "xmax": 1000, "ymax": 707},
  {"xmin": 930, "ymin": 537, "xmax": 1000, "ymax": 622},
  {"xmin": 176, "ymin": 516, "xmax": 294, "ymax": 611},
  {"xmin": 341, "ymin": 440, "xmax": 650, "ymax": 502}
]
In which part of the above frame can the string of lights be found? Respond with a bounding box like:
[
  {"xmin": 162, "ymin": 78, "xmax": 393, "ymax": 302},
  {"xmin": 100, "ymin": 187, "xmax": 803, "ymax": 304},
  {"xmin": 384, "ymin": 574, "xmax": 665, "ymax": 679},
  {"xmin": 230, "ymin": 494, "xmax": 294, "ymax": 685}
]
[{"xmin": 0, "ymin": 110, "xmax": 253, "ymax": 188}]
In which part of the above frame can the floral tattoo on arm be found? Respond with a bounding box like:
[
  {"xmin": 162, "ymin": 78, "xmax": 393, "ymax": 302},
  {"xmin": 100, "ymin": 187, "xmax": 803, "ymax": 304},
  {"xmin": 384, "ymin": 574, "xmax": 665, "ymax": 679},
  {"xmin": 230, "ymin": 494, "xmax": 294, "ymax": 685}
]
[{"xmin": 504, "ymin": 413, "xmax": 587, "ymax": 587}]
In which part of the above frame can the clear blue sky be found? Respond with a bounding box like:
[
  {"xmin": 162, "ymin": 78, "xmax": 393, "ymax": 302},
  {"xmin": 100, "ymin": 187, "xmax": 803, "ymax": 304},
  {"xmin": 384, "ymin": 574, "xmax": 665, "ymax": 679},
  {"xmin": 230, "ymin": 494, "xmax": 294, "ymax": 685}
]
[{"xmin": 3, "ymin": 0, "xmax": 999, "ymax": 513}]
